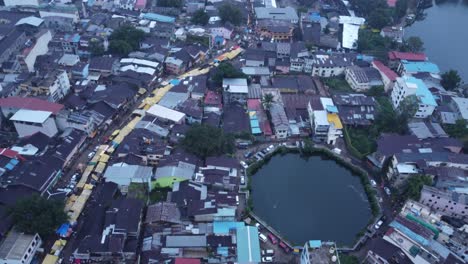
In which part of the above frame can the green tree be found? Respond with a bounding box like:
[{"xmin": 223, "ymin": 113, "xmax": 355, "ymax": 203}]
[
  {"xmin": 440, "ymin": 69, "xmax": 462, "ymax": 90},
  {"xmin": 394, "ymin": 0, "xmax": 408, "ymax": 19},
  {"xmin": 357, "ymin": 29, "xmax": 394, "ymax": 62},
  {"xmin": 109, "ymin": 40, "xmax": 133, "ymax": 56},
  {"xmin": 191, "ymin": 9, "xmax": 210, "ymax": 25},
  {"xmin": 261, "ymin": 93, "xmax": 275, "ymax": 110},
  {"xmin": 444, "ymin": 119, "xmax": 468, "ymax": 138},
  {"xmin": 89, "ymin": 39, "xmax": 105, "ymax": 56},
  {"xmin": 399, "ymin": 94, "xmax": 419, "ymax": 119},
  {"xmin": 367, "ymin": 8, "xmax": 392, "ymax": 29},
  {"xmin": 218, "ymin": 3, "xmax": 243, "ymax": 26},
  {"xmin": 403, "ymin": 175, "xmax": 433, "ymax": 200},
  {"xmin": 212, "ymin": 62, "xmax": 247, "ymax": 85},
  {"xmin": 404, "ymin": 36, "xmax": 425, "ymax": 53},
  {"xmin": 181, "ymin": 124, "xmax": 235, "ymax": 159},
  {"xmin": 349, "ymin": 0, "xmax": 387, "ymax": 16},
  {"xmin": 340, "ymin": 255, "xmax": 360, "ymax": 264},
  {"xmin": 374, "ymin": 97, "xmax": 409, "ymax": 135},
  {"xmin": 10, "ymin": 195, "xmax": 68, "ymax": 237},
  {"xmin": 109, "ymin": 25, "xmax": 145, "ymax": 55}
]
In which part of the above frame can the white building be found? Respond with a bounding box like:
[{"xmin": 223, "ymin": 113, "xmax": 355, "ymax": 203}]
[
  {"xmin": 222, "ymin": 78, "xmax": 248, "ymax": 104},
  {"xmin": 10, "ymin": 109, "xmax": 58, "ymax": 138},
  {"xmin": 311, "ymin": 54, "xmax": 354, "ymax": 77},
  {"xmin": 254, "ymin": 7, "xmax": 299, "ymax": 23},
  {"xmin": 344, "ymin": 66, "xmax": 383, "ymax": 92},
  {"xmin": 307, "ymin": 98, "xmax": 343, "ymax": 145},
  {"xmin": 20, "ymin": 29, "xmax": 51, "ymax": 72},
  {"xmin": 339, "ymin": 16, "xmax": 365, "ymax": 50},
  {"xmin": 146, "ymin": 104, "xmax": 186, "ymax": 124},
  {"xmin": 103, "ymin": 163, "xmax": 153, "ymax": 193},
  {"xmin": 391, "ymin": 76, "xmax": 437, "ymax": 118},
  {"xmin": 0, "ymin": 231, "xmax": 41, "ymax": 264},
  {"xmin": 450, "ymin": 97, "xmax": 468, "ymax": 122},
  {"xmin": 270, "ymin": 103, "xmax": 289, "ymax": 139}
]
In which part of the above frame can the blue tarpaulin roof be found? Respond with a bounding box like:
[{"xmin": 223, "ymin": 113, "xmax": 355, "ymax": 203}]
[
  {"xmin": 237, "ymin": 226, "xmax": 261, "ymax": 263},
  {"xmin": 326, "ymin": 105, "xmax": 339, "ymax": 113},
  {"xmin": 250, "ymin": 119, "xmax": 260, "ymax": 128},
  {"xmin": 217, "ymin": 247, "xmax": 229, "ymax": 256},
  {"xmin": 252, "ymin": 127, "xmax": 262, "ymax": 134},
  {"xmin": 213, "ymin": 221, "xmax": 245, "ymax": 235},
  {"xmin": 309, "ymin": 240, "xmax": 322, "ymax": 248},
  {"xmin": 141, "ymin": 13, "xmax": 175, "ymax": 23},
  {"xmin": 390, "ymin": 221, "xmax": 430, "ymax": 246},
  {"xmin": 170, "ymin": 79, "xmax": 180, "ymax": 85},
  {"xmin": 56, "ymin": 223, "xmax": 70, "ymax": 236}
]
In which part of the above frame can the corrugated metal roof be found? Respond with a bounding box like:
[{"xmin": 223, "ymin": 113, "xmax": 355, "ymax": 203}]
[{"xmin": 10, "ymin": 109, "xmax": 52, "ymax": 123}]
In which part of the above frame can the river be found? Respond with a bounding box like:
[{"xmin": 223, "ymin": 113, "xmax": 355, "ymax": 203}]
[
  {"xmin": 251, "ymin": 153, "xmax": 371, "ymax": 246},
  {"xmin": 405, "ymin": 1, "xmax": 468, "ymax": 82}
]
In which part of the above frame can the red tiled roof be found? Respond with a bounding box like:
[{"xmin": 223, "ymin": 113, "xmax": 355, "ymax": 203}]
[
  {"xmin": 247, "ymin": 99, "xmax": 261, "ymax": 110},
  {"xmin": 387, "ymin": 0, "xmax": 397, "ymax": 7},
  {"xmin": 388, "ymin": 51, "xmax": 427, "ymax": 61},
  {"xmin": 204, "ymin": 91, "xmax": 222, "ymax": 106},
  {"xmin": 0, "ymin": 148, "xmax": 25, "ymax": 161},
  {"xmin": 174, "ymin": 258, "xmax": 201, "ymax": 264},
  {"xmin": 372, "ymin": 60, "xmax": 398, "ymax": 81},
  {"xmin": 0, "ymin": 97, "xmax": 64, "ymax": 114}
]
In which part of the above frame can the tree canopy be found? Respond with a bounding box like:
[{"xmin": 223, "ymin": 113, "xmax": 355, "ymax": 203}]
[
  {"xmin": 372, "ymin": 97, "xmax": 411, "ymax": 135},
  {"xmin": 191, "ymin": 9, "xmax": 210, "ymax": 25},
  {"xmin": 212, "ymin": 62, "xmax": 247, "ymax": 85},
  {"xmin": 402, "ymin": 175, "xmax": 433, "ymax": 200},
  {"xmin": 181, "ymin": 124, "xmax": 235, "ymax": 159},
  {"xmin": 441, "ymin": 69, "xmax": 462, "ymax": 90},
  {"xmin": 10, "ymin": 195, "xmax": 68, "ymax": 237},
  {"xmin": 444, "ymin": 119, "xmax": 468, "ymax": 138},
  {"xmin": 394, "ymin": 0, "xmax": 409, "ymax": 19},
  {"xmin": 109, "ymin": 25, "xmax": 145, "ymax": 55},
  {"xmin": 403, "ymin": 36, "xmax": 425, "ymax": 53},
  {"xmin": 357, "ymin": 30, "xmax": 395, "ymax": 62},
  {"xmin": 89, "ymin": 39, "xmax": 105, "ymax": 56},
  {"xmin": 218, "ymin": 3, "xmax": 243, "ymax": 26},
  {"xmin": 367, "ymin": 8, "xmax": 392, "ymax": 29},
  {"xmin": 261, "ymin": 94, "xmax": 275, "ymax": 110}
]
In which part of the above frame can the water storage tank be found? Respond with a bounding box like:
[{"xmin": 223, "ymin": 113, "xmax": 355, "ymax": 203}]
[
  {"xmin": 331, "ymin": 256, "xmax": 337, "ymax": 262},
  {"xmin": 329, "ymin": 247, "xmax": 335, "ymax": 254}
]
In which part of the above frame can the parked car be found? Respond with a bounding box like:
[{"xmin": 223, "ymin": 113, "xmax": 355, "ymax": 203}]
[
  {"xmin": 240, "ymin": 176, "xmax": 246, "ymax": 185},
  {"xmin": 370, "ymin": 180, "xmax": 377, "ymax": 187},
  {"xmin": 259, "ymin": 233, "xmax": 267, "ymax": 243},
  {"xmin": 261, "ymin": 249, "xmax": 275, "ymax": 256},
  {"xmin": 266, "ymin": 145, "xmax": 275, "ymax": 152},
  {"xmin": 262, "ymin": 256, "xmax": 273, "ymax": 262},
  {"xmin": 279, "ymin": 242, "xmax": 290, "ymax": 253},
  {"xmin": 87, "ymin": 151, "xmax": 96, "ymax": 160},
  {"xmin": 374, "ymin": 220, "xmax": 383, "ymax": 229},
  {"xmin": 255, "ymin": 223, "xmax": 261, "ymax": 229},
  {"xmin": 257, "ymin": 151, "xmax": 266, "ymax": 158},
  {"xmin": 384, "ymin": 187, "xmax": 391, "ymax": 196},
  {"xmin": 267, "ymin": 233, "xmax": 278, "ymax": 244},
  {"xmin": 71, "ymin": 174, "xmax": 78, "ymax": 182},
  {"xmin": 244, "ymin": 151, "xmax": 254, "ymax": 158},
  {"xmin": 240, "ymin": 161, "xmax": 248, "ymax": 169}
]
